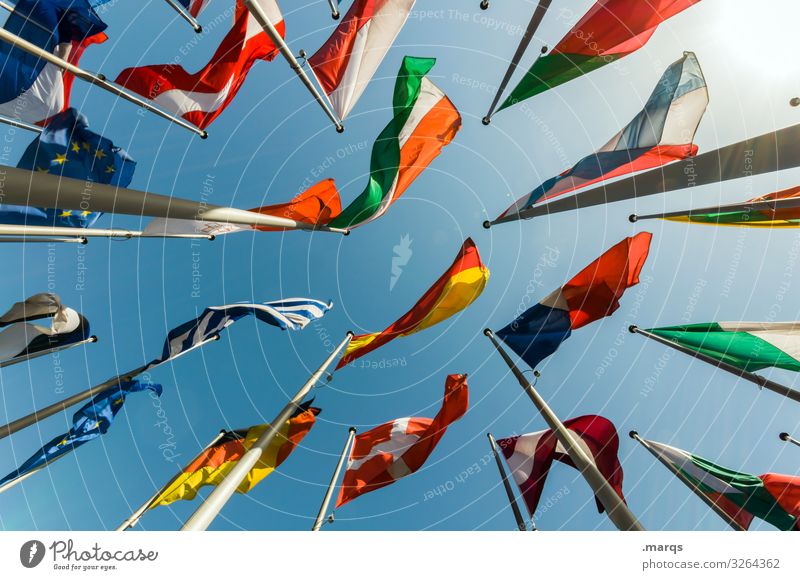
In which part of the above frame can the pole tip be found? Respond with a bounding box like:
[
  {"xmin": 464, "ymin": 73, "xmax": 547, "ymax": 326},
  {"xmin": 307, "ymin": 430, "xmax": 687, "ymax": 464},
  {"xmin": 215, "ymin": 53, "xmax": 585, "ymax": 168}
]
[
  {"xmin": 480, "ymin": 0, "xmax": 489, "ymax": 9},
  {"xmin": 89, "ymin": 335, "xmax": 99, "ymax": 343},
  {"xmin": 629, "ymin": 214, "xmax": 638, "ymax": 223},
  {"xmin": 791, "ymin": 97, "xmax": 800, "ymax": 107},
  {"xmin": 540, "ymin": 45, "xmax": 548, "ymax": 54},
  {"xmin": 200, "ymin": 130, "xmax": 209, "ymax": 140},
  {"xmin": 628, "ymin": 430, "xmax": 638, "ymax": 439},
  {"xmin": 346, "ymin": 330, "xmax": 355, "ymax": 337},
  {"xmin": 533, "ymin": 370, "xmax": 541, "ymax": 378},
  {"xmin": 79, "ymin": 237, "xmax": 88, "ymax": 245},
  {"xmin": 482, "ymin": 220, "xmax": 492, "ymax": 229},
  {"xmin": 332, "ymin": 11, "xmax": 340, "ymax": 19},
  {"xmin": 343, "ymin": 229, "xmax": 351, "ymax": 236},
  {"xmin": 336, "ymin": 125, "xmax": 345, "ymax": 134},
  {"xmin": 194, "ymin": 25, "xmax": 203, "ymax": 33},
  {"xmin": 348, "ymin": 426, "xmax": 357, "ymax": 434},
  {"xmin": 481, "ymin": 116, "xmax": 491, "ymax": 126},
  {"xmin": 780, "ymin": 432, "xmax": 790, "ymax": 441},
  {"xmin": 628, "ymin": 325, "xmax": 638, "ymax": 334},
  {"xmin": 483, "ymin": 328, "xmax": 493, "ymax": 337},
  {"xmin": 208, "ymin": 235, "xmax": 216, "ymax": 241}
]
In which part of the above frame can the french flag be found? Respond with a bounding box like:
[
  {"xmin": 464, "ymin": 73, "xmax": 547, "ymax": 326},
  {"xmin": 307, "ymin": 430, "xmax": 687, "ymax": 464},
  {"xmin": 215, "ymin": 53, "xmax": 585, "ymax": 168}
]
[
  {"xmin": 115, "ymin": 0, "xmax": 284, "ymax": 129},
  {"xmin": 496, "ymin": 233, "xmax": 652, "ymax": 371}
]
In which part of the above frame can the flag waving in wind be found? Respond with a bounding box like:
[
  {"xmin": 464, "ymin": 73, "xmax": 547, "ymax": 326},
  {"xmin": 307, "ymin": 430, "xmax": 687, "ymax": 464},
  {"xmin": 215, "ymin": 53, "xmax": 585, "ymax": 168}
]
[
  {"xmin": 178, "ymin": 0, "xmax": 210, "ymax": 17},
  {"xmin": 664, "ymin": 186, "xmax": 800, "ymax": 228}
]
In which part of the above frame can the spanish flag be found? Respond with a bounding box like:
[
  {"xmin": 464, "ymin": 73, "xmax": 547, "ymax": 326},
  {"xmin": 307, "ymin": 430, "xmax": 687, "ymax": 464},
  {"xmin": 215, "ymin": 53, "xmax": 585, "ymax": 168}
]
[
  {"xmin": 337, "ymin": 238, "xmax": 489, "ymax": 369},
  {"xmin": 149, "ymin": 404, "xmax": 320, "ymax": 508}
]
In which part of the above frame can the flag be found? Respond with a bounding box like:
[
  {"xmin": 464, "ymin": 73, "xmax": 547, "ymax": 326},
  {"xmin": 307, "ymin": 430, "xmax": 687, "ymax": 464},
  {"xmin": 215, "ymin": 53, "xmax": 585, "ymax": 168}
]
[
  {"xmin": 142, "ymin": 179, "xmax": 342, "ymax": 237},
  {"xmin": 0, "ymin": 108, "xmax": 136, "ymax": 228},
  {"xmin": 0, "ymin": 293, "xmax": 90, "ymax": 364},
  {"xmin": 336, "ymin": 374, "xmax": 468, "ymax": 507},
  {"xmin": 337, "ymin": 239, "xmax": 488, "ymax": 369},
  {"xmin": 500, "ymin": 0, "xmax": 702, "ymax": 110},
  {"xmin": 0, "ymin": 379, "xmax": 161, "ymax": 486},
  {"xmin": 149, "ymin": 403, "xmax": 320, "ymax": 506},
  {"xmin": 497, "ymin": 52, "xmax": 707, "ymax": 221},
  {"xmin": 643, "ymin": 438, "xmax": 800, "ymax": 530},
  {"xmin": 497, "ymin": 415, "xmax": 625, "ymax": 517},
  {"xmin": 496, "ymin": 233, "xmax": 651, "ymax": 370},
  {"xmin": 115, "ymin": 0, "xmax": 285, "ymax": 129},
  {"xmin": 308, "ymin": 0, "xmax": 416, "ymax": 120},
  {"xmin": 147, "ymin": 298, "xmax": 332, "ymax": 369},
  {"xmin": 666, "ymin": 186, "xmax": 800, "ymax": 228},
  {"xmin": 0, "ymin": 0, "xmax": 107, "ymax": 125},
  {"xmin": 644, "ymin": 322, "xmax": 800, "ymax": 373},
  {"xmin": 327, "ymin": 56, "xmax": 461, "ymax": 228},
  {"xmin": 178, "ymin": 0, "xmax": 210, "ymax": 17}
]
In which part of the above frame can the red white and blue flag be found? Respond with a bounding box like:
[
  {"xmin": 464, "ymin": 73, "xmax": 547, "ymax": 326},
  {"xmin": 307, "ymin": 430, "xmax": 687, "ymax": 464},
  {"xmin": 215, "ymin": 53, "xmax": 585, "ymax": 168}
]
[{"xmin": 178, "ymin": 0, "xmax": 211, "ymax": 17}]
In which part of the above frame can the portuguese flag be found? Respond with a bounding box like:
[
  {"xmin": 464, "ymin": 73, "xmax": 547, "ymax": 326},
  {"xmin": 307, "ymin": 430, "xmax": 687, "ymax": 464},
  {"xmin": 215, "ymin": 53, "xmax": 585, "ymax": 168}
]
[
  {"xmin": 646, "ymin": 322, "xmax": 800, "ymax": 373},
  {"xmin": 500, "ymin": 0, "xmax": 701, "ymax": 111},
  {"xmin": 645, "ymin": 438, "xmax": 800, "ymax": 530},
  {"xmin": 666, "ymin": 186, "xmax": 800, "ymax": 228}
]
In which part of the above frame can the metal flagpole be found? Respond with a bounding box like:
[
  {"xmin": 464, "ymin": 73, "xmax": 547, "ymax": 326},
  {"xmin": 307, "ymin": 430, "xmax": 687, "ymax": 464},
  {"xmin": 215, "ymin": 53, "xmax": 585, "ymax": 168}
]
[
  {"xmin": 0, "ymin": 236, "xmax": 86, "ymax": 243},
  {"xmin": 629, "ymin": 197, "xmax": 800, "ymax": 223},
  {"xmin": 779, "ymin": 432, "xmax": 800, "ymax": 449},
  {"xmin": 181, "ymin": 331, "xmax": 354, "ymax": 531},
  {"xmin": 630, "ymin": 431, "xmax": 745, "ymax": 531},
  {"xmin": 298, "ymin": 49, "xmax": 340, "ymax": 122},
  {"xmin": 326, "ymin": 0, "xmax": 340, "ymax": 19},
  {"xmin": 162, "ymin": 0, "xmax": 203, "ymax": 33},
  {"xmin": 0, "ymin": 28, "xmax": 208, "ymax": 138},
  {"xmin": 0, "ymin": 113, "xmax": 42, "ymax": 133},
  {"xmin": 480, "ymin": 0, "xmax": 489, "ymax": 9},
  {"xmin": 240, "ymin": 0, "xmax": 344, "ymax": 132},
  {"xmin": 0, "ymin": 454, "xmax": 68, "ymax": 494},
  {"xmin": 0, "ymin": 1, "xmax": 54, "ymax": 34},
  {"xmin": 487, "ymin": 432, "xmax": 527, "ymax": 531},
  {"xmin": 311, "ymin": 426, "xmax": 356, "ymax": 531},
  {"xmin": 0, "ymin": 225, "xmax": 214, "ymax": 241},
  {"xmin": 0, "ymin": 335, "xmax": 221, "ymax": 441},
  {"xmin": 116, "ymin": 431, "xmax": 227, "ymax": 531},
  {"xmin": 0, "ymin": 335, "xmax": 97, "ymax": 368},
  {"xmin": 483, "ymin": 328, "xmax": 645, "ymax": 531},
  {"xmin": 630, "ymin": 325, "xmax": 800, "ymax": 404},
  {"xmin": 482, "ymin": 0, "xmax": 551, "ymax": 125}
]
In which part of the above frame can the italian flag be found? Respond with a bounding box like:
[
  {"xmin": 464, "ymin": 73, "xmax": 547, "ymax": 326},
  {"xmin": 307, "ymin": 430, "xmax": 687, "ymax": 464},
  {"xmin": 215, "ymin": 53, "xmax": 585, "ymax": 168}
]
[
  {"xmin": 645, "ymin": 438, "xmax": 800, "ymax": 530},
  {"xmin": 646, "ymin": 322, "xmax": 800, "ymax": 373},
  {"xmin": 327, "ymin": 56, "xmax": 461, "ymax": 229}
]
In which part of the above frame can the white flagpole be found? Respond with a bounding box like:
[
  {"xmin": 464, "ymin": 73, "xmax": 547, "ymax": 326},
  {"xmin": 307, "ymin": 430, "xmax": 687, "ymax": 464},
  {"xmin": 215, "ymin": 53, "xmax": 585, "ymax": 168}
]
[
  {"xmin": 484, "ymin": 328, "xmax": 645, "ymax": 531},
  {"xmin": 0, "ymin": 27, "xmax": 208, "ymax": 138},
  {"xmin": 240, "ymin": 0, "xmax": 344, "ymax": 132},
  {"xmin": 0, "ymin": 236, "xmax": 85, "ymax": 243},
  {"xmin": 0, "ymin": 225, "xmax": 214, "ymax": 241},
  {"xmin": 780, "ymin": 432, "xmax": 800, "ymax": 449},
  {"xmin": 0, "ymin": 113, "xmax": 42, "ymax": 133},
  {"xmin": 487, "ymin": 432, "xmax": 527, "ymax": 531},
  {"xmin": 630, "ymin": 431, "xmax": 745, "ymax": 531},
  {"xmin": 181, "ymin": 331, "xmax": 353, "ymax": 531},
  {"xmin": 325, "ymin": 0, "xmax": 340, "ymax": 19},
  {"xmin": 162, "ymin": 0, "xmax": 203, "ymax": 33},
  {"xmin": 630, "ymin": 325, "xmax": 800, "ymax": 404},
  {"xmin": 0, "ymin": 453, "xmax": 68, "ymax": 494},
  {"xmin": 116, "ymin": 431, "xmax": 227, "ymax": 531},
  {"xmin": 0, "ymin": 335, "xmax": 97, "ymax": 368},
  {"xmin": 311, "ymin": 426, "xmax": 356, "ymax": 531}
]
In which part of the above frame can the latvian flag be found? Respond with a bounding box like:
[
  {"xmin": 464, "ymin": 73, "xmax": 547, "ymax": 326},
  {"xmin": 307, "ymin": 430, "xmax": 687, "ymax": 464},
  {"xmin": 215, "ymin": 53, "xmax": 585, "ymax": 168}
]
[
  {"xmin": 115, "ymin": 0, "xmax": 285, "ymax": 129},
  {"xmin": 336, "ymin": 374, "xmax": 468, "ymax": 507},
  {"xmin": 308, "ymin": 0, "xmax": 416, "ymax": 120},
  {"xmin": 497, "ymin": 52, "xmax": 708, "ymax": 221},
  {"xmin": 179, "ymin": 0, "xmax": 210, "ymax": 18},
  {"xmin": 643, "ymin": 438, "xmax": 800, "ymax": 530},
  {"xmin": 496, "ymin": 233, "xmax": 651, "ymax": 371},
  {"xmin": 497, "ymin": 415, "xmax": 626, "ymax": 519}
]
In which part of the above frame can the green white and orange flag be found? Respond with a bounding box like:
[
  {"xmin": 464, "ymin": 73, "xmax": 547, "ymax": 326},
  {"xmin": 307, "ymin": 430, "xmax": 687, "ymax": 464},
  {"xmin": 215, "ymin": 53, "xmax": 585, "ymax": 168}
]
[
  {"xmin": 663, "ymin": 186, "xmax": 800, "ymax": 228},
  {"xmin": 646, "ymin": 322, "xmax": 800, "ymax": 373},
  {"xmin": 337, "ymin": 238, "xmax": 488, "ymax": 368},
  {"xmin": 644, "ymin": 438, "xmax": 800, "ymax": 530},
  {"xmin": 327, "ymin": 56, "xmax": 461, "ymax": 229}
]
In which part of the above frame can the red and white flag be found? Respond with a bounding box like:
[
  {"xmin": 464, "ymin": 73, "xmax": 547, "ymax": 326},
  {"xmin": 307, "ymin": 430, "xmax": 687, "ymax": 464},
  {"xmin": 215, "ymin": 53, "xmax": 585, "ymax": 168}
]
[
  {"xmin": 497, "ymin": 415, "xmax": 625, "ymax": 518},
  {"xmin": 308, "ymin": 0, "xmax": 415, "ymax": 120},
  {"xmin": 115, "ymin": 0, "xmax": 285, "ymax": 129},
  {"xmin": 336, "ymin": 374, "xmax": 468, "ymax": 507}
]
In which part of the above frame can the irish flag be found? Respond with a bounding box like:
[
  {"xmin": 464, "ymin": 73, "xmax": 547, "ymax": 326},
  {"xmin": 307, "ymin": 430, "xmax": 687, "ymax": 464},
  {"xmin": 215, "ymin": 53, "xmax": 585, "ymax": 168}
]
[
  {"xmin": 327, "ymin": 56, "xmax": 461, "ymax": 229},
  {"xmin": 500, "ymin": 0, "xmax": 702, "ymax": 111},
  {"xmin": 644, "ymin": 438, "xmax": 800, "ymax": 530},
  {"xmin": 646, "ymin": 322, "xmax": 800, "ymax": 373},
  {"xmin": 665, "ymin": 186, "xmax": 800, "ymax": 228}
]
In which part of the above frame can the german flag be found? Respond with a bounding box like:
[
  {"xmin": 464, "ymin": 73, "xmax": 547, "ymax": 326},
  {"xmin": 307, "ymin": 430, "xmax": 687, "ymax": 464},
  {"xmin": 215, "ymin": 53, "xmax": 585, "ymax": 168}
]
[
  {"xmin": 337, "ymin": 238, "xmax": 489, "ymax": 369},
  {"xmin": 149, "ymin": 403, "xmax": 320, "ymax": 508}
]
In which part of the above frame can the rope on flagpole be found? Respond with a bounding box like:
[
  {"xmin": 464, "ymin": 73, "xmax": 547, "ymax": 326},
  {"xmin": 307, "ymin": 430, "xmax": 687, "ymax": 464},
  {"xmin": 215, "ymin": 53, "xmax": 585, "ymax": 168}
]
[{"xmin": 162, "ymin": 0, "xmax": 203, "ymax": 33}]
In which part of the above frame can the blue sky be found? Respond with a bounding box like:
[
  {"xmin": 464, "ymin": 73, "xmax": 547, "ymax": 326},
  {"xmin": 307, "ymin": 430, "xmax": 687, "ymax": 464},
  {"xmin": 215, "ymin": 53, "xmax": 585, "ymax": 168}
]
[{"xmin": 0, "ymin": 0, "xmax": 799, "ymax": 531}]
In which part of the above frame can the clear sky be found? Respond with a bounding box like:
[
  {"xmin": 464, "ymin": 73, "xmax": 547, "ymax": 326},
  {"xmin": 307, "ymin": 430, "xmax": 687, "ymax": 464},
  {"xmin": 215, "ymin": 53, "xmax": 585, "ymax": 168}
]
[{"xmin": 0, "ymin": 0, "xmax": 799, "ymax": 532}]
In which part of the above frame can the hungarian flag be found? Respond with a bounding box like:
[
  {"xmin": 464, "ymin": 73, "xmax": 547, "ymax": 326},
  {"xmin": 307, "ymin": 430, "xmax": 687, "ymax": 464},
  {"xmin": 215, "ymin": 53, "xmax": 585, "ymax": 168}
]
[
  {"xmin": 115, "ymin": 0, "xmax": 285, "ymax": 129},
  {"xmin": 327, "ymin": 56, "xmax": 461, "ymax": 229},
  {"xmin": 497, "ymin": 52, "xmax": 707, "ymax": 221},
  {"xmin": 0, "ymin": 0, "xmax": 107, "ymax": 126},
  {"xmin": 643, "ymin": 438, "xmax": 800, "ymax": 530},
  {"xmin": 500, "ymin": 0, "xmax": 702, "ymax": 111},
  {"xmin": 308, "ymin": 0, "xmax": 416, "ymax": 120},
  {"xmin": 336, "ymin": 374, "xmax": 467, "ymax": 507},
  {"xmin": 337, "ymin": 238, "xmax": 488, "ymax": 369},
  {"xmin": 497, "ymin": 415, "xmax": 625, "ymax": 517},
  {"xmin": 496, "ymin": 232, "xmax": 651, "ymax": 370},
  {"xmin": 150, "ymin": 404, "xmax": 320, "ymax": 506},
  {"xmin": 665, "ymin": 186, "xmax": 800, "ymax": 228},
  {"xmin": 645, "ymin": 322, "xmax": 800, "ymax": 373}
]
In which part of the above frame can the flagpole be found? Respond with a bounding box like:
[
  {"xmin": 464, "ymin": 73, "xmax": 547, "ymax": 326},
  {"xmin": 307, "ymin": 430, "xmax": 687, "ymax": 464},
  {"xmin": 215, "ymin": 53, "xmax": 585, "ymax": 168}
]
[
  {"xmin": 480, "ymin": 1, "xmax": 489, "ymax": 9},
  {"xmin": 0, "ymin": 335, "xmax": 97, "ymax": 368},
  {"xmin": 181, "ymin": 331, "xmax": 354, "ymax": 531},
  {"xmin": 0, "ymin": 236, "xmax": 86, "ymax": 243},
  {"xmin": 483, "ymin": 328, "xmax": 644, "ymax": 531},
  {"xmin": 116, "ymin": 431, "xmax": 227, "ymax": 531},
  {"xmin": 0, "ymin": 454, "xmax": 68, "ymax": 494},
  {"xmin": 629, "ymin": 197, "xmax": 800, "ymax": 223},
  {"xmin": 0, "ymin": 335, "xmax": 220, "ymax": 441},
  {"xmin": 0, "ymin": 225, "xmax": 214, "ymax": 241},
  {"xmin": 482, "ymin": 0, "xmax": 551, "ymax": 125},
  {"xmin": 487, "ymin": 432, "xmax": 527, "ymax": 531},
  {"xmin": 311, "ymin": 426, "xmax": 356, "ymax": 531},
  {"xmin": 0, "ymin": 113, "xmax": 43, "ymax": 133},
  {"xmin": 162, "ymin": 0, "xmax": 203, "ymax": 33},
  {"xmin": 325, "ymin": 0, "xmax": 340, "ymax": 19},
  {"xmin": 779, "ymin": 432, "xmax": 800, "ymax": 449},
  {"xmin": 0, "ymin": 28, "xmax": 208, "ymax": 138},
  {"xmin": 629, "ymin": 431, "xmax": 745, "ymax": 531},
  {"xmin": 629, "ymin": 325, "xmax": 800, "ymax": 404},
  {"xmin": 298, "ymin": 49, "xmax": 341, "ymax": 122},
  {"xmin": 0, "ymin": 1, "xmax": 55, "ymax": 34},
  {"xmin": 240, "ymin": 0, "xmax": 344, "ymax": 133}
]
